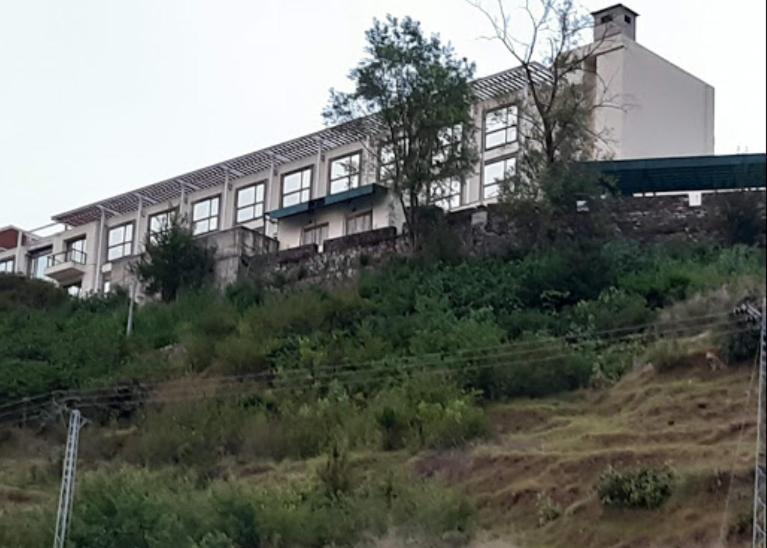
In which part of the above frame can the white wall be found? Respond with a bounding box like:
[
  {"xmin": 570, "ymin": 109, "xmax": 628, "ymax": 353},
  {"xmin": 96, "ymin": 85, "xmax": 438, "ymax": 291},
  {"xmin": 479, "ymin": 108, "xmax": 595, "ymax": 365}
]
[{"xmin": 593, "ymin": 35, "xmax": 715, "ymax": 159}]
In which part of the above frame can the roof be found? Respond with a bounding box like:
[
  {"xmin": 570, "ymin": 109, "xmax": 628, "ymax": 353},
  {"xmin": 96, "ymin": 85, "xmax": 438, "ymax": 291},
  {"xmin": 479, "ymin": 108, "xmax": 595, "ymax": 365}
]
[
  {"xmin": 51, "ymin": 63, "xmax": 548, "ymax": 227},
  {"xmin": 585, "ymin": 153, "xmax": 766, "ymax": 195},
  {"xmin": 591, "ymin": 4, "xmax": 640, "ymax": 17},
  {"xmin": 269, "ymin": 184, "xmax": 387, "ymax": 220}
]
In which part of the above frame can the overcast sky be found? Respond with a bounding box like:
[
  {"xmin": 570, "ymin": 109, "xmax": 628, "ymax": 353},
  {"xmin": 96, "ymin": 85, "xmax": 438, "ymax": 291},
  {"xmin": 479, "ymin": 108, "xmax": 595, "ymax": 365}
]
[{"xmin": 1, "ymin": 0, "xmax": 765, "ymax": 229}]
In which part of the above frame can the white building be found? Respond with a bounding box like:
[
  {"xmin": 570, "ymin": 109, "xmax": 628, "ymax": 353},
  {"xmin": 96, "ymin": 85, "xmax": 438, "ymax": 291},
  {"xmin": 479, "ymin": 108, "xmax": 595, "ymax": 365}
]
[{"xmin": 0, "ymin": 4, "xmax": 714, "ymax": 296}]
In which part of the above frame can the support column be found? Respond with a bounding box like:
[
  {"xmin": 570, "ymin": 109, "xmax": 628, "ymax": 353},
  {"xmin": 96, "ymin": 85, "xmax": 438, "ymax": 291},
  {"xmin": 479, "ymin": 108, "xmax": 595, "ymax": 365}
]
[
  {"xmin": 14, "ymin": 229, "xmax": 23, "ymax": 274},
  {"xmin": 94, "ymin": 209, "xmax": 106, "ymax": 293}
]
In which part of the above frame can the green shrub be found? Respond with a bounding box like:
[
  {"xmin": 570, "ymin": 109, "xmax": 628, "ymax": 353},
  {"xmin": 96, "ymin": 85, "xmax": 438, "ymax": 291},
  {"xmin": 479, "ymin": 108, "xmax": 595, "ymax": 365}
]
[
  {"xmin": 536, "ymin": 492, "xmax": 562, "ymax": 526},
  {"xmin": 721, "ymin": 326, "xmax": 761, "ymax": 364},
  {"xmin": 597, "ymin": 465, "xmax": 674, "ymax": 509}
]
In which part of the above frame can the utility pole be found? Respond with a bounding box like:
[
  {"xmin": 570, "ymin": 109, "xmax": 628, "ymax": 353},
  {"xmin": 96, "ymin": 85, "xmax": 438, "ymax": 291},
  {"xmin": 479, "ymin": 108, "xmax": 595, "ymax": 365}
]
[
  {"xmin": 126, "ymin": 283, "xmax": 137, "ymax": 337},
  {"xmin": 753, "ymin": 298, "xmax": 766, "ymax": 548},
  {"xmin": 53, "ymin": 410, "xmax": 85, "ymax": 548}
]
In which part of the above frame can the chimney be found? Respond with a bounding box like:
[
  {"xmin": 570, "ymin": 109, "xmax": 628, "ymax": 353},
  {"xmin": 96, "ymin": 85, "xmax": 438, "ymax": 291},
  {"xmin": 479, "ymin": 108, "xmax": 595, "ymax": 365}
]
[{"xmin": 591, "ymin": 4, "xmax": 638, "ymax": 42}]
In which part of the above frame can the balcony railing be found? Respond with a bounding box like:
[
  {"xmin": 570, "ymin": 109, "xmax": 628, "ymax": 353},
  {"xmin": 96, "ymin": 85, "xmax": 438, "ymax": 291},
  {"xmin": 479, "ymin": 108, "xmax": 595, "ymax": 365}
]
[{"xmin": 47, "ymin": 249, "xmax": 87, "ymax": 267}]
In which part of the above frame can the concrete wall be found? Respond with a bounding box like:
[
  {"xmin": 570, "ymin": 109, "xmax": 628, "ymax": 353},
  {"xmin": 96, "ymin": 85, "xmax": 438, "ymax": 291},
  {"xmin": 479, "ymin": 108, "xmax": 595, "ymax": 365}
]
[{"xmin": 592, "ymin": 35, "xmax": 715, "ymax": 160}]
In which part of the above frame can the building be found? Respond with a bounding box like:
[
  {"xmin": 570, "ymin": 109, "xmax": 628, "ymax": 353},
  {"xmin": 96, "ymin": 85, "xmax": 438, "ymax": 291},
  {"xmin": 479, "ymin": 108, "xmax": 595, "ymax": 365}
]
[{"xmin": 0, "ymin": 4, "xmax": 715, "ymax": 296}]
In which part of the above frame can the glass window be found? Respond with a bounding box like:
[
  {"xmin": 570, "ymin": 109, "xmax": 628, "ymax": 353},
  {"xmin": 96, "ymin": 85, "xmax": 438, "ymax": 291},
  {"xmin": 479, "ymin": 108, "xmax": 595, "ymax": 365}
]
[
  {"xmin": 192, "ymin": 196, "xmax": 220, "ymax": 235},
  {"xmin": 432, "ymin": 179, "xmax": 463, "ymax": 210},
  {"xmin": 483, "ymin": 157, "xmax": 516, "ymax": 200},
  {"xmin": 149, "ymin": 210, "xmax": 175, "ymax": 242},
  {"xmin": 484, "ymin": 105, "xmax": 518, "ymax": 150},
  {"xmin": 28, "ymin": 247, "xmax": 51, "ymax": 279},
  {"xmin": 282, "ymin": 168, "xmax": 312, "ymax": 207},
  {"xmin": 67, "ymin": 238, "xmax": 87, "ymax": 264},
  {"xmin": 107, "ymin": 223, "xmax": 134, "ymax": 261},
  {"xmin": 329, "ymin": 152, "xmax": 361, "ymax": 194},
  {"xmin": 0, "ymin": 258, "xmax": 14, "ymax": 273},
  {"xmin": 235, "ymin": 182, "xmax": 266, "ymax": 225},
  {"xmin": 65, "ymin": 283, "xmax": 81, "ymax": 297},
  {"xmin": 301, "ymin": 223, "xmax": 329, "ymax": 247},
  {"xmin": 346, "ymin": 211, "xmax": 373, "ymax": 235}
]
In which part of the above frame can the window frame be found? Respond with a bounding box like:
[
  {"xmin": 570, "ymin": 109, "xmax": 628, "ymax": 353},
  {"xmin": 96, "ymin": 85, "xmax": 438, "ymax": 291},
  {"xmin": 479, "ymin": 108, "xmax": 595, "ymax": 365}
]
[
  {"xmin": 148, "ymin": 209, "xmax": 176, "ymax": 242},
  {"xmin": 328, "ymin": 151, "xmax": 362, "ymax": 195},
  {"xmin": 234, "ymin": 181, "xmax": 266, "ymax": 226},
  {"xmin": 106, "ymin": 222, "xmax": 135, "ymax": 261},
  {"xmin": 301, "ymin": 222, "xmax": 329, "ymax": 248},
  {"xmin": 483, "ymin": 104, "xmax": 519, "ymax": 151},
  {"xmin": 66, "ymin": 237, "xmax": 87, "ymax": 264},
  {"xmin": 431, "ymin": 179, "xmax": 464, "ymax": 211},
  {"xmin": 0, "ymin": 257, "xmax": 14, "ymax": 273},
  {"xmin": 191, "ymin": 195, "xmax": 221, "ymax": 236},
  {"xmin": 345, "ymin": 210, "xmax": 373, "ymax": 236},
  {"xmin": 482, "ymin": 156, "xmax": 517, "ymax": 200},
  {"xmin": 281, "ymin": 166, "xmax": 313, "ymax": 208},
  {"xmin": 28, "ymin": 246, "xmax": 52, "ymax": 279}
]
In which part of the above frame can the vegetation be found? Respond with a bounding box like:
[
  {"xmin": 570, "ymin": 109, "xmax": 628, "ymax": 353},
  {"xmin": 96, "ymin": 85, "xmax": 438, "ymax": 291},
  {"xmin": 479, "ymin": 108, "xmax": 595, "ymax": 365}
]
[
  {"xmin": 134, "ymin": 215, "xmax": 216, "ymax": 302},
  {"xmin": 597, "ymin": 465, "xmax": 675, "ymax": 510},
  {"xmin": 324, "ymin": 15, "xmax": 477, "ymax": 247}
]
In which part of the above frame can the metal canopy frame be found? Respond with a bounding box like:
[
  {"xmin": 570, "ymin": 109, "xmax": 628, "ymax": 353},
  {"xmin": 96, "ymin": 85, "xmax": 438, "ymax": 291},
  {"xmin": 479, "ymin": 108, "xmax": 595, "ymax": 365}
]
[{"xmin": 51, "ymin": 63, "xmax": 548, "ymax": 227}]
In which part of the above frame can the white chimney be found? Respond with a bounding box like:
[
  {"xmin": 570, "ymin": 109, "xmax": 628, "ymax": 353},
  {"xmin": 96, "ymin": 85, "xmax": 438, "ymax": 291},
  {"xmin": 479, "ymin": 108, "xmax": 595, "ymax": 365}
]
[{"xmin": 591, "ymin": 4, "xmax": 639, "ymax": 42}]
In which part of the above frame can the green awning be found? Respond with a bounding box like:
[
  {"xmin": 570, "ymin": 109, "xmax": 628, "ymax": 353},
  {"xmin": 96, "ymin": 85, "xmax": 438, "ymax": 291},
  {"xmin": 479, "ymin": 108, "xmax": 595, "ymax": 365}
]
[
  {"xmin": 583, "ymin": 153, "xmax": 766, "ymax": 195},
  {"xmin": 269, "ymin": 184, "xmax": 387, "ymax": 219}
]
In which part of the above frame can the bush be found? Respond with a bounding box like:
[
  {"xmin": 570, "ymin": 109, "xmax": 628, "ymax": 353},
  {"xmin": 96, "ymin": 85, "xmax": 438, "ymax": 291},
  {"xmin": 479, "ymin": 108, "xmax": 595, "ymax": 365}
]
[
  {"xmin": 721, "ymin": 327, "xmax": 761, "ymax": 364},
  {"xmin": 597, "ymin": 465, "xmax": 674, "ymax": 509}
]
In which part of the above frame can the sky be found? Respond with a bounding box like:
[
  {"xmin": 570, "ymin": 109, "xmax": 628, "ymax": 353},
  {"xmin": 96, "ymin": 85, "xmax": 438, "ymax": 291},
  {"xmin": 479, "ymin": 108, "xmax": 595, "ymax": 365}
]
[{"xmin": 1, "ymin": 0, "xmax": 765, "ymax": 229}]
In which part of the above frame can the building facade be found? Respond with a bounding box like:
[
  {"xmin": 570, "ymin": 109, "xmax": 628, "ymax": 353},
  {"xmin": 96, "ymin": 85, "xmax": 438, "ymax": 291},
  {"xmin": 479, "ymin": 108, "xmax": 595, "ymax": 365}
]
[{"xmin": 0, "ymin": 4, "xmax": 715, "ymax": 296}]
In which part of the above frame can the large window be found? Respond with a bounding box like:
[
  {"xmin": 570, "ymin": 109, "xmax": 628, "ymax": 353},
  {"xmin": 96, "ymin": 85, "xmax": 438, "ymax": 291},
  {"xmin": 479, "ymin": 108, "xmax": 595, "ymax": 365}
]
[
  {"xmin": 28, "ymin": 247, "xmax": 51, "ymax": 279},
  {"xmin": 66, "ymin": 238, "xmax": 87, "ymax": 264},
  {"xmin": 329, "ymin": 152, "xmax": 361, "ymax": 194},
  {"xmin": 346, "ymin": 211, "xmax": 373, "ymax": 235},
  {"xmin": 484, "ymin": 105, "xmax": 518, "ymax": 150},
  {"xmin": 192, "ymin": 196, "xmax": 220, "ymax": 235},
  {"xmin": 432, "ymin": 179, "xmax": 463, "ymax": 210},
  {"xmin": 483, "ymin": 157, "xmax": 516, "ymax": 200},
  {"xmin": 282, "ymin": 167, "xmax": 312, "ymax": 207},
  {"xmin": 301, "ymin": 223, "xmax": 329, "ymax": 247},
  {"xmin": 107, "ymin": 223, "xmax": 134, "ymax": 261},
  {"xmin": 235, "ymin": 182, "xmax": 265, "ymax": 225},
  {"xmin": 0, "ymin": 258, "xmax": 14, "ymax": 273},
  {"xmin": 149, "ymin": 209, "xmax": 175, "ymax": 242}
]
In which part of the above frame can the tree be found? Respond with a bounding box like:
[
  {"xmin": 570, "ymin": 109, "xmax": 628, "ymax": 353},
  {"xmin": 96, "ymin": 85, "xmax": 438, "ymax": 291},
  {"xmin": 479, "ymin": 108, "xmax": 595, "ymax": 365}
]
[
  {"xmin": 468, "ymin": 0, "xmax": 619, "ymax": 209},
  {"xmin": 323, "ymin": 15, "xmax": 478, "ymax": 248},
  {"xmin": 133, "ymin": 216, "xmax": 215, "ymax": 302}
]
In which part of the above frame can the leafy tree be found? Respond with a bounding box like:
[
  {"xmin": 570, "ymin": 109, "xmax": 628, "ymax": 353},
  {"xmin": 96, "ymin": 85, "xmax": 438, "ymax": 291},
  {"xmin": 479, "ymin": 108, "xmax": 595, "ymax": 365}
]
[
  {"xmin": 133, "ymin": 215, "xmax": 215, "ymax": 302},
  {"xmin": 324, "ymin": 15, "xmax": 478, "ymax": 247}
]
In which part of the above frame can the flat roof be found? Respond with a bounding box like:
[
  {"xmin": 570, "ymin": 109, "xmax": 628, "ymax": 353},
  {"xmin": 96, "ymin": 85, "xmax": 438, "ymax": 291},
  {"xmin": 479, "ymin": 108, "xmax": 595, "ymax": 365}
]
[{"xmin": 585, "ymin": 153, "xmax": 766, "ymax": 194}]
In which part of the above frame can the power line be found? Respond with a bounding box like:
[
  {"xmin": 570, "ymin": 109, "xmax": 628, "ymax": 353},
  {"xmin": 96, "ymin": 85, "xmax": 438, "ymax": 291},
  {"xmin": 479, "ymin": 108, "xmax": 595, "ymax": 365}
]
[{"xmin": 0, "ymin": 311, "xmax": 738, "ymax": 415}]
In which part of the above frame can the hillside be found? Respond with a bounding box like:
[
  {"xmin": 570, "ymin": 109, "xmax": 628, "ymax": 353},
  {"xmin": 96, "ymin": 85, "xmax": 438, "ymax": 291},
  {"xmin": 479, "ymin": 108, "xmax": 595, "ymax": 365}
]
[{"xmin": 0, "ymin": 240, "xmax": 765, "ymax": 546}]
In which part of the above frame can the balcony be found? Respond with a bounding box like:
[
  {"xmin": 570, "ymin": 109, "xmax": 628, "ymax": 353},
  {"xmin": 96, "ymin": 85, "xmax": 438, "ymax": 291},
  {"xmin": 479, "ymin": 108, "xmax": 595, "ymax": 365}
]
[{"xmin": 45, "ymin": 249, "xmax": 87, "ymax": 284}]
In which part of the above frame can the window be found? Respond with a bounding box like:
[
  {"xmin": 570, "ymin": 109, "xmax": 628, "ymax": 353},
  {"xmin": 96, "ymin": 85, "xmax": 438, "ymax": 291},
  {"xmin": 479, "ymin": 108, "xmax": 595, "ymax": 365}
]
[
  {"xmin": 0, "ymin": 258, "xmax": 14, "ymax": 273},
  {"xmin": 149, "ymin": 210, "xmax": 175, "ymax": 241},
  {"xmin": 103, "ymin": 278, "xmax": 112, "ymax": 293},
  {"xmin": 107, "ymin": 223, "xmax": 134, "ymax": 261},
  {"xmin": 66, "ymin": 238, "xmax": 87, "ymax": 264},
  {"xmin": 432, "ymin": 179, "xmax": 463, "ymax": 210},
  {"xmin": 346, "ymin": 211, "xmax": 373, "ymax": 235},
  {"xmin": 65, "ymin": 283, "xmax": 81, "ymax": 297},
  {"xmin": 378, "ymin": 137, "xmax": 409, "ymax": 183},
  {"xmin": 484, "ymin": 105, "xmax": 518, "ymax": 150},
  {"xmin": 282, "ymin": 167, "xmax": 312, "ymax": 207},
  {"xmin": 192, "ymin": 196, "xmax": 220, "ymax": 235},
  {"xmin": 624, "ymin": 15, "xmax": 632, "ymax": 24},
  {"xmin": 28, "ymin": 247, "xmax": 51, "ymax": 279},
  {"xmin": 483, "ymin": 157, "xmax": 516, "ymax": 200},
  {"xmin": 600, "ymin": 14, "xmax": 613, "ymax": 23},
  {"xmin": 235, "ymin": 182, "xmax": 266, "ymax": 225},
  {"xmin": 329, "ymin": 152, "xmax": 362, "ymax": 194},
  {"xmin": 301, "ymin": 223, "xmax": 329, "ymax": 247}
]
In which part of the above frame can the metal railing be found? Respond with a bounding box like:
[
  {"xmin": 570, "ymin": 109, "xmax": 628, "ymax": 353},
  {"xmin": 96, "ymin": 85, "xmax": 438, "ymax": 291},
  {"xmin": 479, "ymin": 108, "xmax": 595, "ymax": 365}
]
[{"xmin": 46, "ymin": 249, "xmax": 87, "ymax": 268}]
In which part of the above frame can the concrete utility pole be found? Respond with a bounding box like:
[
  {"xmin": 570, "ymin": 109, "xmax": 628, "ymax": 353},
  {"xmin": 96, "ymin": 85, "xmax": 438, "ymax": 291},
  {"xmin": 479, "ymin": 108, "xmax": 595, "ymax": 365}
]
[
  {"xmin": 53, "ymin": 410, "xmax": 85, "ymax": 548},
  {"xmin": 753, "ymin": 298, "xmax": 766, "ymax": 548}
]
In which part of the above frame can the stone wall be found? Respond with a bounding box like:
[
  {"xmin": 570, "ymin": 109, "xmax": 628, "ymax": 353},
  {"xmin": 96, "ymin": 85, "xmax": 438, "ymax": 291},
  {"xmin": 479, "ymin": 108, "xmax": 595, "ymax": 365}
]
[{"xmin": 244, "ymin": 192, "xmax": 766, "ymax": 289}]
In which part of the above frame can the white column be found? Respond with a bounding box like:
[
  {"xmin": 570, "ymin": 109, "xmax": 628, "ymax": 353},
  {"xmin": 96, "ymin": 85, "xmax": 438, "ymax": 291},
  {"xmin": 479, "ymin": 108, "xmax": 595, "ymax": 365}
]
[
  {"xmin": 94, "ymin": 209, "xmax": 106, "ymax": 293},
  {"xmin": 221, "ymin": 171, "xmax": 231, "ymax": 229},
  {"xmin": 134, "ymin": 196, "xmax": 143, "ymax": 253},
  {"xmin": 14, "ymin": 229, "xmax": 23, "ymax": 274}
]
